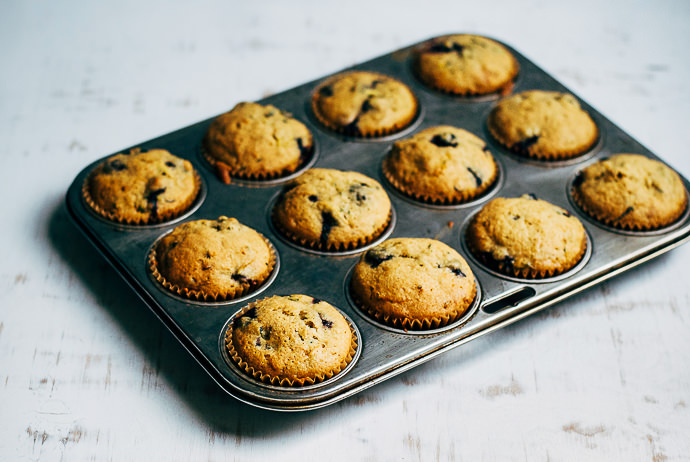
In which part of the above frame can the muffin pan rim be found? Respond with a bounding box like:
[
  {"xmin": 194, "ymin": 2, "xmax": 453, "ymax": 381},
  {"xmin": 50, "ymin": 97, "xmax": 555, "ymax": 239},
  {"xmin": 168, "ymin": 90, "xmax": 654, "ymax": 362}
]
[{"xmin": 64, "ymin": 34, "xmax": 690, "ymax": 411}]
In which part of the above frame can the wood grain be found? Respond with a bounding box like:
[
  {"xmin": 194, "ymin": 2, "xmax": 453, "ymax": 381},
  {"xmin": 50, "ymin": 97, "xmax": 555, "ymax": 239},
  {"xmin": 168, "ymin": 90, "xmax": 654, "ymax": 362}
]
[{"xmin": 1, "ymin": 0, "xmax": 689, "ymax": 460}]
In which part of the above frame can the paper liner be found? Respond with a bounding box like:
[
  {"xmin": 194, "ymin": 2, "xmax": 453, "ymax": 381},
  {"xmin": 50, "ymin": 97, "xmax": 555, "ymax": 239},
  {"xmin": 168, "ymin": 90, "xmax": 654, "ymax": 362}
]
[
  {"xmin": 201, "ymin": 141, "xmax": 312, "ymax": 185},
  {"xmin": 571, "ymin": 185, "xmax": 688, "ymax": 232},
  {"xmin": 82, "ymin": 169, "xmax": 201, "ymax": 226},
  {"xmin": 272, "ymin": 207, "xmax": 392, "ymax": 252},
  {"xmin": 148, "ymin": 233, "xmax": 276, "ymax": 302},
  {"xmin": 415, "ymin": 75, "xmax": 516, "ymax": 98},
  {"xmin": 382, "ymin": 155, "xmax": 498, "ymax": 206},
  {"xmin": 487, "ymin": 113, "xmax": 599, "ymax": 161},
  {"xmin": 351, "ymin": 282, "xmax": 477, "ymax": 331},
  {"xmin": 310, "ymin": 77, "xmax": 418, "ymax": 138},
  {"xmin": 311, "ymin": 104, "xmax": 417, "ymax": 138},
  {"xmin": 466, "ymin": 236, "xmax": 588, "ymax": 280},
  {"xmin": 225, "ymin": 302, "xmax": 358, "ymax": 387}
]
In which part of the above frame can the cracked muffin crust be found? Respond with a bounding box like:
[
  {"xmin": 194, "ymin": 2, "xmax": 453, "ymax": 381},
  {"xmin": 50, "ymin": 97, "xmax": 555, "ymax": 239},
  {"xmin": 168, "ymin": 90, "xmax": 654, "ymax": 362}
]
[
  {"xmin": 350, "ymin": 238, "xmax": 477, "ymax": 330},
  {"xmin": 311, "ymin": 71, "xmax": 418, "ymax": 137},
  {"xmin": 571, "ymin": 154, "xmax": 687, "ymax": 231},
  {"xmin": 226, "ymin": 294, "xmax": 357, "ymax": 386},
  {"xmin": 487, "ymin": 90, "xmax": 598, "ymax": 161},
  {"xmin": 272, "ymin": 168, "xmax": 392, "ymax": 251},
  {"xmin": 466, "ymin": 195, "xmax": 587, "ymax": 278},
  {"xmin": 150, "ymin": 216, "xmax": 275, "ymax": 301},
  {"xmin": 415, "ymin": 34, "xmax": 519, "ymax": 96},
  {"xmin": 203, "ymin": 102, "xmax": 313, "ymax": 182},
  {"xmin": 84, "ymin": 148, "xmax": 200, "ymax": 225},
  {"xmin": 383, "ymin": 125, "xmax": 498, "ymax": 204}
]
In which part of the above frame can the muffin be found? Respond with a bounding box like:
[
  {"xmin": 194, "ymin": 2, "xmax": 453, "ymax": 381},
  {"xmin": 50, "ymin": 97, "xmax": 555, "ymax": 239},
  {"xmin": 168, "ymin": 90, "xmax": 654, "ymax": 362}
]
[
  {"xmin": 415, "ymin": 34, "xmax": 519, "ymax": 96},
  {"xmin": 272, "ymin": 168, "xmax": 392, "ymax": 251},
  {"xmin": 571, "ymin": 154, "xmax": 688, "ymax": 231},
  {"xmin": 203, "ymin": 102, "xmax": 313, "ymax": 182},
  {"xmin": 84, "ymin": 148, "xmax": 200, "ymax": 224},
  {"xmin": 311, "ymin": 71, "xmax": 418, "ymax": 137},
  {"xmin": 383, "ymin": 125, "xmax": 498, "ymax": 204},
  {"xmin": 487, "ymin": 90, "xmax": 598, "ymax": 161},
  {"xmin": 226, "ymin": 294, "xmax": 357, "ymax": 386},
  {"xmin": 150, "ymin": 216, "xmax": 275, "ymax": 301},
  {"xmin": 350, "ymin": 238, "xmax": 477, "ymax": 330},
  {"xmin": 466, "ymin": 195, "xmax": 587, "ymax": 278}
]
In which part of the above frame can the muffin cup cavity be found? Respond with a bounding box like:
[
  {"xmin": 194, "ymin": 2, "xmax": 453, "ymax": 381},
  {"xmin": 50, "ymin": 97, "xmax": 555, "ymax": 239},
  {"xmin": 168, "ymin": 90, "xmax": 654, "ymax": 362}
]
[
  {"xmin": 571, "ymin": 185, "xmax": 689, "ymax": 234},
  {"xmin": 223, "ymin": 299, "xmax": 359, "ymax": 388},
  {"xmin": 567, "ymin": 154, "xmax": 690, "ymax": 234},
  {"xmin": 272, "ymin": 208, "xmax": 394, "ymax": 254},
  {"xmin": 486, "ymin": 90, "xmax": 601, "ymax": 163},
  {"xmin": 148, "ymin": 230, "xmax": 277, "ymax": 303},
  {"xmin": 269, "ymin": 168, "xmax": 396, "ymax": 255},
  {"xmin": 350, "ymin": 280, "xmax": 479, "ymax": 333},
  {"xmin": 382, "ymin": 152, "xmax": 500, "ymax": 206},
  {"xmin": 201, "ymin": 142, "xmax": 317, "ymax": 185},
  {"xmin": 486, "ymin": 122, "xmax": 600, "ymax": 163},
  {"xmin": 346, "ymin": 238, "xmax": 480, "ymax": 333},
  {"xmin": 345, "ymin": 265, "xmax": 482, "ymax": 335},
  {"xmin": 311, "ymin": 108, "xmax": 418, "ymax": 139},
  {"xmin": 461, "ymin": 210, "xmax": 593, "ymax": 284},
  {"xmin": 467, "ymin": 240, "xmax": 588, "ymax": 280},
  {"xmin": 202, "ymin": 102, "xmax": 315, "ymax": 184},
  {"xmin": 412, "ymin": 34, "xmax": 519, "ymax": 98},
  {"xmin": 310, "ymin": 71, "xmax": 419, "ymax": 139},
  {"xmin": 413, "ymin": 68, "xmax": 517, "ymax": 100},
  {"xmin": 83, "ymin": 165, "xmax": 203, "ymax": 226}
]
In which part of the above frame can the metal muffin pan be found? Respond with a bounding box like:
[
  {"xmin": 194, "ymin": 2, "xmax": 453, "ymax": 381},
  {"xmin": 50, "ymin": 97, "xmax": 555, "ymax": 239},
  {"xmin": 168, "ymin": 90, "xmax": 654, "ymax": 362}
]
[{"xmin": 66, "ymin": 35, "xmax": 690, "ymax": 411}]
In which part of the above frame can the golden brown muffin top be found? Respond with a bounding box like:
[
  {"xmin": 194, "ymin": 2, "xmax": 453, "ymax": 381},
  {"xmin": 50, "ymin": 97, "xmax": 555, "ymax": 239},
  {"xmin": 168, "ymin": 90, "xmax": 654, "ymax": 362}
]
[
  {"xmin": 228, "ymin": 294, "xmax": 354, "ymax": 384},
  {"xmin": 86, "ymin": 148, "xmax": 199, "ymax": 224},
  {"xmin": 384, "ymin": 125, "xmax": 498, "ymax": 204},
  {"xmin": 204, "ymin": 102, "xmax": 313, "ymax": 180},
  {"xmin": 351, "ymin": 238, "xmax": 476, "ymax": 329},
  {"xmin": 488, "ymin": 90, "xmax": 598, "ymax": 160},
  {"xmin": 311, "ymin": 71, "xmax": 417, "ymax": 137},
  {"xmin": 272, "ymin": 168, "xmax": 391, "ymax": 250},
  {"xmin": 572, "ymin": 154, "xmax": 687, "ymax": 230},
  {"xmin": 416, "ymin": 34, "xmax": 519, "ymax": 95},
  {"xmin": 466, "ymin": 195, "xmax": 587, "ymax": 277},
  {"xmin": 154, "ymin": 216, "xmax": 274, "ymax": 299}
]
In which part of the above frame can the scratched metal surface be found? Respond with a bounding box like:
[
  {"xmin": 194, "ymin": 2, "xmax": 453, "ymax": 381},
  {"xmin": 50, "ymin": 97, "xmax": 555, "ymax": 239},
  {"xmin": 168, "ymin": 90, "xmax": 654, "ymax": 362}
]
[
  {"xmin": 4, "ymin": 1, "xmax": 690, "ymax": 460},
  {"xmin": 65, "ymin": 38, "xmax": 690, "ymax": 411}
]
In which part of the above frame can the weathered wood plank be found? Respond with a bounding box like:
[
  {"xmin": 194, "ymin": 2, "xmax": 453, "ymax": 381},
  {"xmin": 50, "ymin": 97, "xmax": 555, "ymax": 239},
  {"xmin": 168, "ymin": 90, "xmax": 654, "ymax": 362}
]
[{"xmin": 1, "ymin": 1, "xmax": 689, "ymax": 460}]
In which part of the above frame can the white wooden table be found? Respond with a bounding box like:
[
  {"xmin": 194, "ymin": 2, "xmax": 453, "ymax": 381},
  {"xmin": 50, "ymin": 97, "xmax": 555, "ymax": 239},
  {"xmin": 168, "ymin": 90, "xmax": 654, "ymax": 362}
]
[{"xmin": 2, "ymin": 1, "xmax": 689, "ymax": 460}]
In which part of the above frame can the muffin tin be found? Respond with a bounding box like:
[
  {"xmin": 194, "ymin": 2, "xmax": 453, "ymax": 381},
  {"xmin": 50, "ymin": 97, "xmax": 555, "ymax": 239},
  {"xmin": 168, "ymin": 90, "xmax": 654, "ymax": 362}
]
[{"xmin": 65, "ymin": 35, "xmax": 690, "ymax": 411}]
